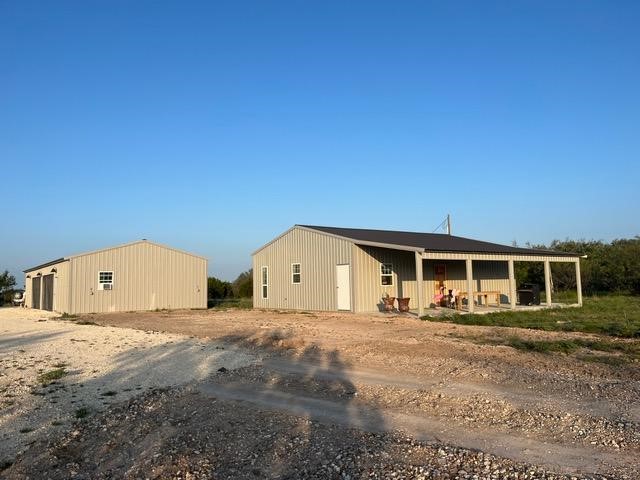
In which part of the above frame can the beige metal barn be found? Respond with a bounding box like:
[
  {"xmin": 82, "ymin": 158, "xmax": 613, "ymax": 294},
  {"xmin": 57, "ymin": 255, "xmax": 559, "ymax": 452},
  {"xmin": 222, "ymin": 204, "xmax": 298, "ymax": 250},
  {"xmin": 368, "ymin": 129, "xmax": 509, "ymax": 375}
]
[
  {"xmin": 252, "ymin": 225, "xmax": 583, "ymax": 315},
  {"xmin": 24, "ymin": 240, "xmax": 207, "ymax": 314}
]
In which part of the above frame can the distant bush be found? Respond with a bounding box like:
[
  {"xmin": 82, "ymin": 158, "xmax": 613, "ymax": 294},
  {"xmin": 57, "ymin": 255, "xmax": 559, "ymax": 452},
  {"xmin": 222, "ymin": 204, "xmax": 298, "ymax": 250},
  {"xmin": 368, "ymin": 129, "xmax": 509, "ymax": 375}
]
[
  {"xmin": 232, "ymin": 269, "xmax": 253, "ymax": 298},
  {"xmin": 207, "ymin": 277, "xmax": 234, "ymax": 299},
  {"xmin": 208, "ymin": 269, "xmax": 253, "ymax": 303},
  {"xmin": 514, "ymin": 237, "xmax": 640, "ymax": 295}
]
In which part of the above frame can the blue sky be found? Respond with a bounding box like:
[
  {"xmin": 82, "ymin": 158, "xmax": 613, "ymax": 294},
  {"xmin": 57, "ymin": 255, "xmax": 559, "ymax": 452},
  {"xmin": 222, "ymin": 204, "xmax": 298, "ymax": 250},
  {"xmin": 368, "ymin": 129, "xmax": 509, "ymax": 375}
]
[{"xmin": 2, "ymin": 1, "xmax": 639, "ymax": 283}]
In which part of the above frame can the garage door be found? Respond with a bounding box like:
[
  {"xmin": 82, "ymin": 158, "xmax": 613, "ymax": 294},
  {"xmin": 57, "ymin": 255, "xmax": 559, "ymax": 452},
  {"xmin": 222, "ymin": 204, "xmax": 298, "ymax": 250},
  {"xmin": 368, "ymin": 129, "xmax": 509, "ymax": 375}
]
[
  {"xmin": 32, "ymin": 277, "xmax": 41, "ymax": 309},
  {"xmin": 42, "ymin": 274, "xmax": 54, "ymax": 311}
]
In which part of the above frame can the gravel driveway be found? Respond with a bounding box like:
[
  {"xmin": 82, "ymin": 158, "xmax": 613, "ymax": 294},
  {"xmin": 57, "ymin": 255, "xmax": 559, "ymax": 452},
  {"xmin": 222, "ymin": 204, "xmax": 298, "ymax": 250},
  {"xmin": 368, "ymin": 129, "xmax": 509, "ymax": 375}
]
[
  {"xmin": 2, "ymin": 307, "xmax": 638, "ymax": 479},
  {"xmin": 0, "ymin": 307, "xmax": 256, "ymax": 466}
]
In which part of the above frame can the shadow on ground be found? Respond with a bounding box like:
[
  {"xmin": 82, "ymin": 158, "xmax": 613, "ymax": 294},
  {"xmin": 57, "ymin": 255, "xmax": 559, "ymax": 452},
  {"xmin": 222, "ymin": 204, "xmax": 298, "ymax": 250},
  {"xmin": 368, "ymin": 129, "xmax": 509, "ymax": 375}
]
[{"xmin": 3, "ymin": 328, "xmax": 391, "ymax": 479}]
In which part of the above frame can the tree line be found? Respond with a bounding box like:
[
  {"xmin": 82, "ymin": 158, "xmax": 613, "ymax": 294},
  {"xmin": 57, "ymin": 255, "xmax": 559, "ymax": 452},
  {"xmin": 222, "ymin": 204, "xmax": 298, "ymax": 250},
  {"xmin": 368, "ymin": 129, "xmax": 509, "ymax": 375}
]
[
  {"xmin": 208, "ymin": 269, "xmax": 252, "ymax": 299},
  {"xmin": 515, "ymin": 237, "xmax": 640, "ymax": 295}
]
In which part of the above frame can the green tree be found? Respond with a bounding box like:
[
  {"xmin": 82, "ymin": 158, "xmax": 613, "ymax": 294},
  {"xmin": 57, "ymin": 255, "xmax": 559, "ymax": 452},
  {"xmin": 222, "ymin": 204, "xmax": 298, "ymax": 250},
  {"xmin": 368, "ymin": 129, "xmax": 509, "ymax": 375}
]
[
  {"xmin": 207, "ymin": 277, "xmax": 233, "ymax": 299},
  {"xmin": 0, "ymin": 270, "xmax": 16, "ymax": 293},
  {"xmin": 0, "ymin": 270, "xmax": 17, "ymax": 305},
  {"xmin": 232, "ymin": 269, "xmax": 253, "ymax": 298},
  {"xmin": 512, "ymin": 237, "xmax": 640, "ymax": 295}
]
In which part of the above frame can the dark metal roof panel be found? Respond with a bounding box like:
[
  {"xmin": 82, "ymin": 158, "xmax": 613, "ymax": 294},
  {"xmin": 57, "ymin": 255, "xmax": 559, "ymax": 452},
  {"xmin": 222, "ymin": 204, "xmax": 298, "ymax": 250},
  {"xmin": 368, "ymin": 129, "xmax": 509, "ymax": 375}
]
[
  {"xmin": 299, "ymin": 225, "xmax": 578, "ymax": 257},
  {"xmin": 24, "ymin": 258, "xmax": 68, "ymax": 273}
]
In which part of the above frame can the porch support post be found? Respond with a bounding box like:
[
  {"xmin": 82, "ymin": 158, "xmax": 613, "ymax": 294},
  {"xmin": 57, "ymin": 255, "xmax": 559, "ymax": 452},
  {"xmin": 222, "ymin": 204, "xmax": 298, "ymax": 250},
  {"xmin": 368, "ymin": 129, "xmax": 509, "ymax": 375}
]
[
  {"xmin": 544, "ymin": 260, "xmax": 552, "ymax": 307},
  {"xmin": 415, "ymin": 251, "xmax": 425, "ymax": 317},
  {"xmin": 575, "ymin": 259, "xmax": 583, "ymax": 306},
  {"xmin": 508, "ymin": 259, "xmax": 516, "ymax": 309},
  {"xmin": 466, "ymin": 257, "xmax": 474, "ymax": 313}
]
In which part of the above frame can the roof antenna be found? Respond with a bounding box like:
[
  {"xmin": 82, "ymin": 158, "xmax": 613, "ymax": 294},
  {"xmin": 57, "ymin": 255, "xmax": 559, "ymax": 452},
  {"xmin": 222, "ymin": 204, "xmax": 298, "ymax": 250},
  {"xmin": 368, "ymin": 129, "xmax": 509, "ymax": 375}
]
[{"xmin": 431, "ymin": 214, "xmax": 452, "ymax": 235}]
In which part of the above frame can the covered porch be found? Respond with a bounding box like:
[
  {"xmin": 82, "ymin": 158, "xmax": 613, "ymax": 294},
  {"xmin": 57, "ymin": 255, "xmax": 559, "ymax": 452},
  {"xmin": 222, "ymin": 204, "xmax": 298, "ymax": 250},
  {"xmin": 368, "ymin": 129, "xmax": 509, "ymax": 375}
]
[{"xmin": 412, "ymin": 251, "xmax": 583, "ymax": 317}]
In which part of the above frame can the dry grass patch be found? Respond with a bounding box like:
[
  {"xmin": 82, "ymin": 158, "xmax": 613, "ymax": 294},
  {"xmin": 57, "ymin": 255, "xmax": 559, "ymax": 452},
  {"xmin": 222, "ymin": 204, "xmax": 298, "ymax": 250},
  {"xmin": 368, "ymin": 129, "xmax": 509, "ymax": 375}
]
[{"xmin": 37, "ymin": 368, "xmax": 67, "ymax": 386}]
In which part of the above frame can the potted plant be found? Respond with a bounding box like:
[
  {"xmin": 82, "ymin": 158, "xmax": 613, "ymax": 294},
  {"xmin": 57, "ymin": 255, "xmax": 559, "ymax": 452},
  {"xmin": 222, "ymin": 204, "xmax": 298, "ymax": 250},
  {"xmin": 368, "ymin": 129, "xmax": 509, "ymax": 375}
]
[
  {"xmin": 382, "ymin": 292, "xmax": 396, "ymax": 312},
  {"xmin": 397, "ymin": 297, "xmax": 410, "ymax": 312}
]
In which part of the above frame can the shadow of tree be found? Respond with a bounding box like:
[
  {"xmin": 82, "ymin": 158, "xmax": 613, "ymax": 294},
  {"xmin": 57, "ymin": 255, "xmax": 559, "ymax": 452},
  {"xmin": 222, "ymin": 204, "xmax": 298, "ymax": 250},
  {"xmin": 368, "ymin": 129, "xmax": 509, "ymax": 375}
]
[
  {"xmin": 195, "ymin": 330, "xmax": 390, "ymax": 478},
  {"xmin": 0, "ymin": 331, "xmax": 253, "ymax": 470},
  {"xmin": 3, "ymin": 327, "xmax": 391, "ymax": 479},
  {"xmin": 0, "ymin": 331, "xmax": 68, "ymax": 353}
]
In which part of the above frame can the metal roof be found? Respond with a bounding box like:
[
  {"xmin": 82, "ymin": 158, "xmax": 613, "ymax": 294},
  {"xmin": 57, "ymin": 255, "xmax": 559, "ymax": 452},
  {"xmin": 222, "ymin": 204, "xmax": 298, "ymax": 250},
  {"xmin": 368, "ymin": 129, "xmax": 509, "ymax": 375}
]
[
  {"xmin": 23, "ymin": 258, "xmax": 68, "ymax": 273},
  {"xmin": 299, "ymin": 225, "xmax": 578, "ymax": 257},
  {"xmin": 23, "ymin": 239, "xmax": 207, "ymax": 273}
]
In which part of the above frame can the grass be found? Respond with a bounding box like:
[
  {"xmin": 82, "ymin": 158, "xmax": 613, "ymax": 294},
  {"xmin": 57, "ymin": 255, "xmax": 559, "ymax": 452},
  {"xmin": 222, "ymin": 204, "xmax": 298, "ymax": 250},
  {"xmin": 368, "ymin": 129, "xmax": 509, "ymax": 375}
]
[
  {"xmin": 448, "ymin": 332, "xmax": 639, "ymax": 364},
  {"xmin": 58, "ymin": 312, "xmax": 78, "ymax": 320},
  {"xmin": 540, "ymin": 290, "xmax": 579, "ymax": 304},
  {"xmin": 424, "ymin": 295, "xmax": 640, "ymax": 338},
  {"xmin": 208, "ymin": 298, "xmax": 253, "ymax": 309},
  {"xmin": 74, "ymin": 407, "xmax": 90, "ymax": 419},
  {"xmin": 76, "ymin": 320, "xmax": 99, "ymax": 326},
  {"xmin": 37, "ymin": 368, "xmax": 66, "ymax": 386}
]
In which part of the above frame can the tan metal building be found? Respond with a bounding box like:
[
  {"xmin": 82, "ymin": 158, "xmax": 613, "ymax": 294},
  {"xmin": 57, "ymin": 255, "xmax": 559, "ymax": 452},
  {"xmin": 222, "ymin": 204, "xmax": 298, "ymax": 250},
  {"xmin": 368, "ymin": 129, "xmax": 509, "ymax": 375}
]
[
  {"xmin": 24, "ymin": 240, "xmax": 207, "ymax": 314},
  {"xmin": 252, "ymin": 225, "xmax": 583, "ymax": 315}
]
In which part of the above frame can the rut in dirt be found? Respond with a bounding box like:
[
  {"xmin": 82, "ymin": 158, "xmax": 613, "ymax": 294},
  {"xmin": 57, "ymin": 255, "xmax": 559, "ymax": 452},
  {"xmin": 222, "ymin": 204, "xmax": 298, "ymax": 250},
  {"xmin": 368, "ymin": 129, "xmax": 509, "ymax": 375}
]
[{"xmin": 199, "ymin": 355, "xmax": 635, "ymax": 477}]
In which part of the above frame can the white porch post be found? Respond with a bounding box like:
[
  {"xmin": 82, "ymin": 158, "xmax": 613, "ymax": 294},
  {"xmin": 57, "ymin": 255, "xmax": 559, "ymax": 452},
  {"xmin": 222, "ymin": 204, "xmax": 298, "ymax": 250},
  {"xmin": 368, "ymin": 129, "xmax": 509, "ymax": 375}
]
[
  {"xmin": 544, "ymin": 260, "xmax": 552, "ymax": 307},
  {"xmin": 415, "ymin": 251, "xmax": 425, "ymax": 317},
  {"xmin": 466, "ymin": 258, "xmax": 474, "ymax": 313},
  {"xmin": 508, "ymin": 259, "xmax": 516, "ymax": 309},
  {"xmin": 575, "ymin": 259, "xmax": 583, "ymax": 306}
]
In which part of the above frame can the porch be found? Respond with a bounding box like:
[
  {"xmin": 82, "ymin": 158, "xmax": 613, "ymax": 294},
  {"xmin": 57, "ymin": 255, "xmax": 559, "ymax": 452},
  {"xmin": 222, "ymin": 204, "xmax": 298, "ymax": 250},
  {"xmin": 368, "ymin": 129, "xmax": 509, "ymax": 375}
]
[{"xmin": 413, "ymin": 251, "xmax": 583, "ymax": 317}]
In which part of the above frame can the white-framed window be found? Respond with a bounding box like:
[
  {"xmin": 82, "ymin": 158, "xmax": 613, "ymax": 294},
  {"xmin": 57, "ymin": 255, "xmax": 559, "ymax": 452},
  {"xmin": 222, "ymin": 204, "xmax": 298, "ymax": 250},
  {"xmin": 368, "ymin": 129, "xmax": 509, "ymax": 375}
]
[
  {"xmin": 380, "ymin": 263, "xmax": 393, "ymax": 286},
  {"xmin": 291, "ymin": 263, "xmax": 301, "ymax": 284},
  {"xmin": 261, "ymin": 266, "xmax": 268, "ymax": 299},
  {"xmin": 98, "ymin": 271, "xmax": 114, "ymax": 290}
]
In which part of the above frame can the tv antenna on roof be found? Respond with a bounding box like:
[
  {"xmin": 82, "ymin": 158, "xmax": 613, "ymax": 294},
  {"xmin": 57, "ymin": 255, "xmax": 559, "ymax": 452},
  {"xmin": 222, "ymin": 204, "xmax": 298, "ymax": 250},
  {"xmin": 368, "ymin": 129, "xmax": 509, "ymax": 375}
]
[{"xmin": 432, "ymin": 214, "xmax": 451, "ymax": 235}]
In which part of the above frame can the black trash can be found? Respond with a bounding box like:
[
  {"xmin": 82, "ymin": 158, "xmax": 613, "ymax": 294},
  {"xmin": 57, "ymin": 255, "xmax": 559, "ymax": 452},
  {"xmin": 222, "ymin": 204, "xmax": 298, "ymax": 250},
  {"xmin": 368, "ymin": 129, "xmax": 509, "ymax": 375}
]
[{"xmin": 517, "ymin": 283, "xmax": 540, "ymax": 306}]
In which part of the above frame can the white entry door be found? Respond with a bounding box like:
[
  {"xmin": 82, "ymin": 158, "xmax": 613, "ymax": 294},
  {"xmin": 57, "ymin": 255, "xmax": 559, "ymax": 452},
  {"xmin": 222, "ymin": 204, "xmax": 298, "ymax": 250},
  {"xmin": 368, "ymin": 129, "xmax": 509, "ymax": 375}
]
[{"xmin": 336, "ymin": 264, "xmax": 351, "ymax": 311}]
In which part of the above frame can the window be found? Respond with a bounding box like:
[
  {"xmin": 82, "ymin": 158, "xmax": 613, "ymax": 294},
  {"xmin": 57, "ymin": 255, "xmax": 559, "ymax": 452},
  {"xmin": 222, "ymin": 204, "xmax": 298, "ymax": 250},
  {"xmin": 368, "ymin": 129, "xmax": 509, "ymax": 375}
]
[
  {"xmin": 261, "ymin": 266, "xmax": 268, "ymax": 299},
  {"xmin": 380, "ymin": 263, "xmax": 393, "ymax": 286},
  {"xmin": 98, "ymin": 271, "xmax": 114, "ymax": 290},
  {"xmin": 291, "ymin": 263, "xmax": 301, "ymax": 284}
]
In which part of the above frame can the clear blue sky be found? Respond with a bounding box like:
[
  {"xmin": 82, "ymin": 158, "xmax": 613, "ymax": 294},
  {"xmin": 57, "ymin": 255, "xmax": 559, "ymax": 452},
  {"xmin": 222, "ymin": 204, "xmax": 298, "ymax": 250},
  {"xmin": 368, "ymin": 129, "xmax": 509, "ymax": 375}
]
[{"xmin": 2, "ymin": 1, "xmax": 639, "ymax": 284}]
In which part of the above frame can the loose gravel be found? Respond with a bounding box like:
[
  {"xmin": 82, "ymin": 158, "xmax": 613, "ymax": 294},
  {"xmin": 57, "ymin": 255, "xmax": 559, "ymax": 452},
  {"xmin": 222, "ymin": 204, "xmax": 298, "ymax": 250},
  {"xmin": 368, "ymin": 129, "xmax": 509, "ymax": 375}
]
[
  {"xmin": 2, "ymin": 307, "xmax": 639, "ymax": 479},
  {"xmin": 4, "ymin": 385, "xmax": 622, "ymax": 479},
  {"xmin": 0, "ymin": 308, "xmax": 256, "ymax": 467}
]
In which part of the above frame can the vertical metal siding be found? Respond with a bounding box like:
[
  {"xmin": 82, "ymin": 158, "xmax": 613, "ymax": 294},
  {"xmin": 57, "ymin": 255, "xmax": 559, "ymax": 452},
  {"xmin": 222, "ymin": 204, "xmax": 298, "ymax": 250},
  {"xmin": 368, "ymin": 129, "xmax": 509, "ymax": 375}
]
[
  {"xmin": 353, "ymin": 248, "xmax": 512, "ymax": 312},
  {"xmin": 353, "ymin": 246, "xmax": 417, "ymax": 313},
  {"xmin": 252, "ymin": 227, "xmax": 352, "ymax": 311},
  {"xmin": 24, "ymin": 260, "xmax": 70, "ymax": 313},
  {"xmin": 68, "ymin": 242, "xmax": 206, "ymax": 314}
]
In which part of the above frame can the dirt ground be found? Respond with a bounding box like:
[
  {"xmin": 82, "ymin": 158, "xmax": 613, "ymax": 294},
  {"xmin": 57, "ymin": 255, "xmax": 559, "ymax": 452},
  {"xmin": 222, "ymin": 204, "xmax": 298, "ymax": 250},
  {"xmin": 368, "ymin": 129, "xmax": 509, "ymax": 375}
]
[
  {"xmin": 0, "ymin": 307, "xmax": 257, "ymax": 467},
  {"xmin": 3, "ymin": 307, "xmax": 639, "ymax": 479}
]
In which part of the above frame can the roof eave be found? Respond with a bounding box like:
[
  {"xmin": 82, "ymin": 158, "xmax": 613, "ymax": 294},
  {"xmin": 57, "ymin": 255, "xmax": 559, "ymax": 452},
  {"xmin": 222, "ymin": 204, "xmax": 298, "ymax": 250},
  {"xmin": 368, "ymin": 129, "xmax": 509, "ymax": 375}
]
[
  {"xmin": 424, "ymin": 249, "xmax": 580, "ymax": 257},
  {"xmin": 24, "ymin": 258, "xmax": 69, "ymax": 273}
]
